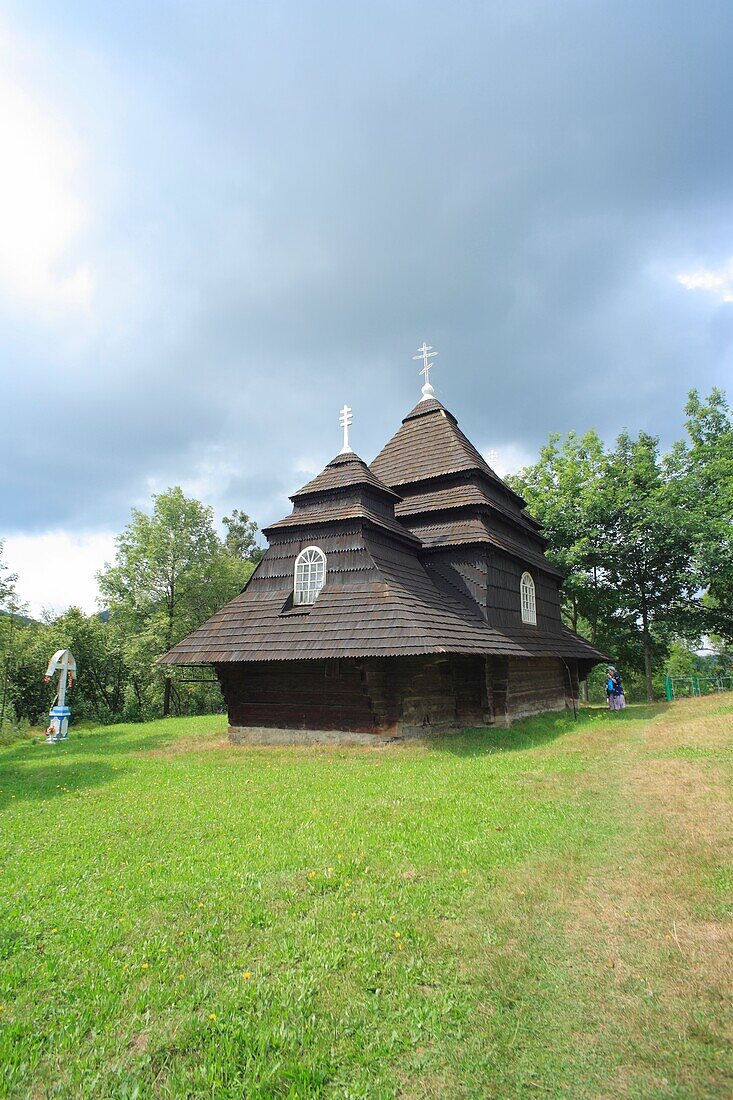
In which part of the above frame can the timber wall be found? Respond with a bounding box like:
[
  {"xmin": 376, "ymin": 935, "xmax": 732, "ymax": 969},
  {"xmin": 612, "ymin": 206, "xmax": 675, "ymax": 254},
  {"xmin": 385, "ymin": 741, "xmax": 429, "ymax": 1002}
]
[
  {"xmin": 485, "ymin": 551, "xmax": 563, "ymax": 632},
  {"xmin": 505, "ymin": 656, "xmax": 568, "ymax": 719},
  {"xmin": 424, "ymin": 546, "xmax": 565, "ymax": 635},
  {"xmin": 217, "ymin": 659, "xmax": 377, "ymax": 734},
  {"xmin": 219, "ymin": 654, "xmax": 576, "ymax": 742}
]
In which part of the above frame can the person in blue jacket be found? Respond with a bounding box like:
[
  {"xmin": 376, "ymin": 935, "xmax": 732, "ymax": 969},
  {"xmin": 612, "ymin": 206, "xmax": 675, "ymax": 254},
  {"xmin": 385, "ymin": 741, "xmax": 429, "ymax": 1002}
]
[{"xmin": 606, "ymin": 667, "xmax": 626, "ymax": 711}]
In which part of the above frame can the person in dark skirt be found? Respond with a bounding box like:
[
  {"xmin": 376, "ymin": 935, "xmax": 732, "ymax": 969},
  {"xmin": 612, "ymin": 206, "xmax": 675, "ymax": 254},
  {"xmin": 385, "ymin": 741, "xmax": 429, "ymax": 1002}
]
[{"xmin": 606, "ymin": 666, "xmax": 626, "ymax": 710}]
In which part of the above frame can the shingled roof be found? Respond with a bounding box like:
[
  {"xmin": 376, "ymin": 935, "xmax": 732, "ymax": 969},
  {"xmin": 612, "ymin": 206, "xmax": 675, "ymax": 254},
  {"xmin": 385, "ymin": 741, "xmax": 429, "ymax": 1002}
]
[
  {"xmin": 370, "ymin": 398, "xmax": 526, "ymax": 505},
  {"xmin": 160, "ymin": 526, "xmax": 602, "ymax": 664},
  {"xmin": 161, "ymin": 391, "xmax": 607, "ymax": 670},
  {"xmin": 407, "ymin": 515, "xmax": 563, "ymax": 577},
  {"xmin": 394, "ymin": 480, "xmax": 547, "ymax": 541},
  {"xmin": 264, "ymin": 498, "xmax": 420, "ymax": 544},
  {"xmin": 291, "ymin": 451, "xmax": 401, "ymax": 501},
  {"xmin": 265, "ymin": 449, "xmax": 419, "ymax": 545}
]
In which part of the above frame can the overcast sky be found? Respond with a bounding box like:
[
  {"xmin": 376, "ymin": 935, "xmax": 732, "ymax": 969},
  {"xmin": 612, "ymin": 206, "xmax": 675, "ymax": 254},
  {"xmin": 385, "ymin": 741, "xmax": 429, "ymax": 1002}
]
[{"xmin": 1, "ymin": 1, "xmax": 732, "ymax": 616}]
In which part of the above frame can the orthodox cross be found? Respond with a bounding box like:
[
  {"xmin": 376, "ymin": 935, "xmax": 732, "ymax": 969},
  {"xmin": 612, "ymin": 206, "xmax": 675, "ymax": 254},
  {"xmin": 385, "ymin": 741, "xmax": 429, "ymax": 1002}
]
[
  {"xmin": 413, "ymin": 342, "xmax": 437, "ymax": 400},
  {"xmin": 339, "ymin": 404, "xmax": 353, "ymax": 454}
]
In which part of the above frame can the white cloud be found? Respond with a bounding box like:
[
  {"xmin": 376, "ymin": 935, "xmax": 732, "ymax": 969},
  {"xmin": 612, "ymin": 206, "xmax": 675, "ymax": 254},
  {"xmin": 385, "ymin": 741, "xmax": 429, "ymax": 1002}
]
[
  {"xmin": 293, "ymin": 455, "xmax": 324, "ymax": 478},
  {"xmin": 482, "ymin": 443, "xmax": 536, "ymax": 480},
  {"xmin": 676, "ymin": 259, "xmax": 733, "ymax": 303},
  {"xmin": 0, "ymin": 37, "xmax": 94, "ymax": 313},
  {"xmin": 3, "ymin": 531, "xmax": 115, "ymax": 618}
]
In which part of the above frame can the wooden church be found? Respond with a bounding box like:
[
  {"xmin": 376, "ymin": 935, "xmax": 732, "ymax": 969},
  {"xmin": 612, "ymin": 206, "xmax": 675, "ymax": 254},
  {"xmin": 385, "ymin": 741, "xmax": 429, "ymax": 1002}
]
[{"xmin": 161, "ymin": 347, "xmax": 606, "ymax": 742}]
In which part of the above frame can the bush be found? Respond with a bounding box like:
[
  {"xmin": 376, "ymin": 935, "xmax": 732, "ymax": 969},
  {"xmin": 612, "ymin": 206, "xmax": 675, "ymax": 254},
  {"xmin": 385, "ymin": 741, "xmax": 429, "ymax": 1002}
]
[{"xmin": 0, "ymin": 705, "xmax": 32, "ymax": 746}]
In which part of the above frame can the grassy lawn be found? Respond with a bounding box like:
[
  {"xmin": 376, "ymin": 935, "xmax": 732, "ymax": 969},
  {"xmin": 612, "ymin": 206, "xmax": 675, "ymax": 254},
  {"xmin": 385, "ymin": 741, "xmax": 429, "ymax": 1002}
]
[{"xmin": 0, "ymin": 698, "xmax": 731, "ymax": 1098}]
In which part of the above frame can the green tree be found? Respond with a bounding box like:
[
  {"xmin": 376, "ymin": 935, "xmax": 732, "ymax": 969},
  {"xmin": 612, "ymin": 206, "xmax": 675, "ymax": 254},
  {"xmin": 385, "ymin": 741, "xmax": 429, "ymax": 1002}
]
[
  {"xmin": 509, "ymin": 430, "xmax": 612, "ymax": 641},
  {"xmin": 598, "ymin": 431, "xmax": 702, "ymax": 701},
  {"xmin": 0, "ymin": 539, "xmax": 18, "ymax": 610},
  {"xmin": 511, "ymin": 418, "xmax": 709, "ymax": 702},
  {"xmin": 684, "ymin": 388, "xmax": 733, "ymax": 643},
  {"xmin": 44, "ymin": 608, "xmax": 127, "ymax": 722},
  {"xmin": 98, "ymin": 488, "xmax": 253, "ymax": 716},
  {"xmin": 7, "ymin": 619, "xmax": 52, "ymax": 726},
  {"xmin": 222, "ymin": 509, "xmax": 264, "ymax": 564},
  {"xmin": 0, "ymin": 541, "xmax": 24, "ymax": 734}
]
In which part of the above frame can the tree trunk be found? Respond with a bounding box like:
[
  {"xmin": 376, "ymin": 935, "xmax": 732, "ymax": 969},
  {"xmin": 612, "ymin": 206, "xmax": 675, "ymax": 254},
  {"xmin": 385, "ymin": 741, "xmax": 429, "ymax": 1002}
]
[
  {"xmin": 0, "ymin": 612, "xmax": 16, "ymax": 732},
  {"xmin": 640, "ymin": 607, "xmax": 654, "ymax": 702},
  {"xmin": 163, "ymin": 580, "xmax": 175, "ymax": 716},
  {"xmin": 163, "ymin": 676, "xmax": 172, "ymax": 716}
]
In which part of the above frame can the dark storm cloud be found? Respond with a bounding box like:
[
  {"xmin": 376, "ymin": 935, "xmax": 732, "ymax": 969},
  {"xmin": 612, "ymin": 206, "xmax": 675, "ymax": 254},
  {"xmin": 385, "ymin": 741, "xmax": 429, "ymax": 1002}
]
[{"xmin": 2, "ymin": 0, "xmax": 732, "ymax": 535}]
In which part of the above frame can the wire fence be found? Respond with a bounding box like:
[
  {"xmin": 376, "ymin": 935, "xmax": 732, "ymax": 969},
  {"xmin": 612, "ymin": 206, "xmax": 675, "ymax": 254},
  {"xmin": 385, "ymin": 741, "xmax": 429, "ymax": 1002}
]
[{"xmin": 665, "ymin": 675, "xmax": 733, "ymax": 700}]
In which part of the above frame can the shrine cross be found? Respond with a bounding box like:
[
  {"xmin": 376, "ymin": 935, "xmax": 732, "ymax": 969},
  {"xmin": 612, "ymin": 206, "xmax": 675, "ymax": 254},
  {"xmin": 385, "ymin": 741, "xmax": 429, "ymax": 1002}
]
[{"xmin": 339, "ymin": 404, "xmax": 353, "ymax": 453}]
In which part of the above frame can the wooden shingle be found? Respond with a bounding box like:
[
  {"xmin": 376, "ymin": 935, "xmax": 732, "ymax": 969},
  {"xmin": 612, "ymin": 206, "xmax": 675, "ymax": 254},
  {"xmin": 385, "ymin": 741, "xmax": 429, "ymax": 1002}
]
[{"xmin": 161, "ymin": 397, "xmax": 607, "ymax": 671}]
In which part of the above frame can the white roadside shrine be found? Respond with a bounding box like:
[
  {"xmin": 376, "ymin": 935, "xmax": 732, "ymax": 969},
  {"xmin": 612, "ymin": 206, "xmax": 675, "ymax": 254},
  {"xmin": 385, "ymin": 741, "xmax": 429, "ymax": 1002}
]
[{"xmin": 44, "ymin": 649, "xmax": 77, "ymax": 743}]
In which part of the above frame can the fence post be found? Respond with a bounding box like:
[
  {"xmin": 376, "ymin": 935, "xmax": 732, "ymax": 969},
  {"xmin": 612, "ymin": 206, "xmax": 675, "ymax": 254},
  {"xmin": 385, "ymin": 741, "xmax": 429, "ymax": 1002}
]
[{"xmin": 664, "ymin": 676, "xmax": 673, "ymax": 701}]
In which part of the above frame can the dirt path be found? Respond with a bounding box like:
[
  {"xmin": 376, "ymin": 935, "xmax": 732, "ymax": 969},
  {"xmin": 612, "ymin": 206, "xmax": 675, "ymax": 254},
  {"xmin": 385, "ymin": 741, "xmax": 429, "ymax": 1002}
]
[
  {"xmin": 402, "ymin": 698, "xmax": 733, "ymax": 1099},
  {"xmin": 563, "ymin": 698, "xmax": 733, "ymax": 1097}
]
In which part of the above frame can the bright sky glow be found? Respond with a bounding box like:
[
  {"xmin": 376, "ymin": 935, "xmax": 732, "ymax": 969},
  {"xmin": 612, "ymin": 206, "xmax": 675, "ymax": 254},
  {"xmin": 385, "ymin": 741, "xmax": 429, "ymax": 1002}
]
[
  {"xmin": 0, "ymin": 44, "xmax": 93, "ymax": 313},
  {"xmin": 3, "ymin": 532, "xmax": 115, "ymax": 618},
  {"xmin": 677, "ymin": 260, "xmax": 733, "ymax": 303}
]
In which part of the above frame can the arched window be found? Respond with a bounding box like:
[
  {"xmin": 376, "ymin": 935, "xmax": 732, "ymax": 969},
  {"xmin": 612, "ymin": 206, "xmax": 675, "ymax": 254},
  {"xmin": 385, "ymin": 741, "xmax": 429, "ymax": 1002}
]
[
  {"xmin": 294, "ymin": 546, "xmax": 327, "ymax": 605},
  {"xmin": 520, "ymin": 571, "xmax": 537, "ymax": 624}
]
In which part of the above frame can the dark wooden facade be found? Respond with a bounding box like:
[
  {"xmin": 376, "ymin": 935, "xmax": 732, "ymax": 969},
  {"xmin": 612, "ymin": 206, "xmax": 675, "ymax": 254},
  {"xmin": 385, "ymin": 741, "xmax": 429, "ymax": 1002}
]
[
  {"xmin": 162, "ymin": 394, "xmax": 606, "ymax": 740},
  {"xmin": 218, "ymin": 652, "xmax": 577, "ymax": 740}
]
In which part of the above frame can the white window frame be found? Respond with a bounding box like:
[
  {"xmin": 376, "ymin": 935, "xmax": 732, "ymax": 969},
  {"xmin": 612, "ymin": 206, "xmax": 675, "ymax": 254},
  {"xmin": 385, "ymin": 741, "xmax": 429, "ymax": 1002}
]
[
  {"xmin": 294, "ymin": 546, "xmax": 327, "ymax": 606},
  {"xmin": 520, "ymin": 571, "xmax": 537, "ymax": 625}
]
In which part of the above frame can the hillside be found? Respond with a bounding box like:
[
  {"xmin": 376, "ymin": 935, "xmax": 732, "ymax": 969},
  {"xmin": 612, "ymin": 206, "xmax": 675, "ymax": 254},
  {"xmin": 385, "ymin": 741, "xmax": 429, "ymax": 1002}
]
[{"xmin": 0, "ymin": 699, "xmax": 731, "ymax": 1097}]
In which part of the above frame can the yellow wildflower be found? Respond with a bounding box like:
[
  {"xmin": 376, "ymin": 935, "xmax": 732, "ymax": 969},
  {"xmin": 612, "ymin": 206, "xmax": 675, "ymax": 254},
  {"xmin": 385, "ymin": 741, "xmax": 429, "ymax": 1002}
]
[
  {"xmin": 209, "ymin": 1013, "xmax": 217, "ymax": 1020},
  {"xmin": 393, "ymin": 931, "xmax": 401, "ymax": 939},
  {"xmin": 141, "ymin": 962, "xmax": 149, "ymax": 970},
  {"xmin": 242, "ymin": 971, "xmax": 252, "ymax": 980}
]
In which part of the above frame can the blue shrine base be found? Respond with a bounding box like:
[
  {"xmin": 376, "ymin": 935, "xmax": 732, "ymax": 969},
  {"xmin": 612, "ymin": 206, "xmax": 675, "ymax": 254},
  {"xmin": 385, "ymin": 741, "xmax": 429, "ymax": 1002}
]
[{"xmin": 46, "ymin": 706, "xmax": 71, "ymax": 743}]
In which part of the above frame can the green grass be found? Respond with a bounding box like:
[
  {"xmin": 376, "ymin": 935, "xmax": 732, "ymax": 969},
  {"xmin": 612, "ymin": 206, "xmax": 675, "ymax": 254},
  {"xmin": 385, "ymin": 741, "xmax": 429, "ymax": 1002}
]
[{"xmin": 0, "ymin": 700, "xmax": 731, "ymax": 1098}]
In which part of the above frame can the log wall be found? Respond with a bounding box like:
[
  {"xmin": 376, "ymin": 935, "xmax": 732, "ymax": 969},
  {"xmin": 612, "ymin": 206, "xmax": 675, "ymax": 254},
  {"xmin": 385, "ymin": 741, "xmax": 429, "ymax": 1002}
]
[
  {"xmin": 217, "ymin": 659, "xmax": 377, "ymax": 734},
  {"xmin": 219, "ymin": 653, "xmax": 577, "ymax": 741},
  {"xmin": 505, "ymin": 656, "xmax": 569, "ymax": 719}
]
